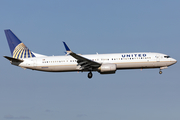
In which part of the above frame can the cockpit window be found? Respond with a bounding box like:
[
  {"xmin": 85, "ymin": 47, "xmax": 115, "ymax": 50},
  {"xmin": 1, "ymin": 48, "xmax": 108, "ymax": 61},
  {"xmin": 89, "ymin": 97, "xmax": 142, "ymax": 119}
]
[{"xmin": 164, "ymin": 56, "xmax": 170, "ymax": 58}]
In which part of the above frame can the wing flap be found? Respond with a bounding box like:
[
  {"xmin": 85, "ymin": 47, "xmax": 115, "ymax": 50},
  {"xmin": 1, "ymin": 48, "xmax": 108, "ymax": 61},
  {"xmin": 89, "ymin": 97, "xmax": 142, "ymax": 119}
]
[{"xmin": 70, "ymin": 52, "xmax": 101, "ymax": 67}]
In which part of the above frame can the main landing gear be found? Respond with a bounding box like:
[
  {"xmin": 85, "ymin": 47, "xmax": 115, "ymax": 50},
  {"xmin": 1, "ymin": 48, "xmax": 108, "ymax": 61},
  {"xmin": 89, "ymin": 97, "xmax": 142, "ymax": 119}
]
[{"xmin": 88, "ymin": 71, "xmax": 93, "ymax": 79}]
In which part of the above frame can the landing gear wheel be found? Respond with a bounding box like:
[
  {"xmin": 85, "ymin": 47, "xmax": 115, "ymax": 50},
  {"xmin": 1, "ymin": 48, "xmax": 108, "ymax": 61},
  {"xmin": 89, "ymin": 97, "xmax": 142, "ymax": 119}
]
[
  {"xmin": 88, "ymin": 72, "xmax": 93, "ymax": 79},
  {"xmin": 159, "ymin": 71, "xmax": 162, "ymax": 74}
]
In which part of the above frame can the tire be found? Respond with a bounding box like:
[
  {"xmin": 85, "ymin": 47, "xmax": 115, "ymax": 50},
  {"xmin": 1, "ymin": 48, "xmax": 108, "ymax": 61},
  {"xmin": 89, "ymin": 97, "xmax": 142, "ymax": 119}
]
[
  {"xmin": 159, "ymin": 71, "xmax": 162, "ymax": 74},
  {"xmin": 88, "ymin": 72, "xmax": 93, "ymax": 78}
]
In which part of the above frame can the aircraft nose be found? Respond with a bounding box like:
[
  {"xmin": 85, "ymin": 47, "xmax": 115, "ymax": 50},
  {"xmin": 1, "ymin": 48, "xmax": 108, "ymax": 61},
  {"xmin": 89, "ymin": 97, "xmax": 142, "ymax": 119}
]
[{"xmin": 171, "ymin": 58, "xmax": 177, "ymax": 64}]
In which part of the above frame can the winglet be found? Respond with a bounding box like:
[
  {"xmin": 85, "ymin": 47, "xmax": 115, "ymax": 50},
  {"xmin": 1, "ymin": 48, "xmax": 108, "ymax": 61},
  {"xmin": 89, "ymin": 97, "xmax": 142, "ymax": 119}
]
[{"xmin": 63, "ymin": 42, "xmax": 72, "ymax": 54}]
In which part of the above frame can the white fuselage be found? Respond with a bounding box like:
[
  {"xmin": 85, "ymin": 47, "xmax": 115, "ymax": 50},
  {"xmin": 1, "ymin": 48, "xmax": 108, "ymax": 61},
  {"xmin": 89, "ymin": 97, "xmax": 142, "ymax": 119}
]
[{"xmin": 17, "ymin": 52, "xmax": 176, "ymax": 72}]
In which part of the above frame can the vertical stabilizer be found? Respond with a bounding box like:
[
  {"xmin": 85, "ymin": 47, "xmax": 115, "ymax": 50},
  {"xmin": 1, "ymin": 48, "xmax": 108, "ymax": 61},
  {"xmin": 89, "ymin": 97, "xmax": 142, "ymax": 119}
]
[{"xmin": 4, "ymin": 29, "xmax": 35, "ymax": 59}]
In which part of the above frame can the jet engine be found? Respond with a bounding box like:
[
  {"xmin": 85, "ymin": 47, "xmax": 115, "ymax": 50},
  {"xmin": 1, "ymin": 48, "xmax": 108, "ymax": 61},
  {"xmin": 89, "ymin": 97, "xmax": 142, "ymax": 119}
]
[{"xmin": 98, "ymin": 63, "xmax": 117, "ymax": 74}]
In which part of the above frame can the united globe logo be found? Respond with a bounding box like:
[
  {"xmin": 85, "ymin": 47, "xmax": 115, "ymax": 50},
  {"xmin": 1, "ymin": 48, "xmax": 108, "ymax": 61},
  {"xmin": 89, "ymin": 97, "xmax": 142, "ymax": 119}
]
[{"xmin": 13, "ymin": 43, "xmax": 35, "ymax": 59}]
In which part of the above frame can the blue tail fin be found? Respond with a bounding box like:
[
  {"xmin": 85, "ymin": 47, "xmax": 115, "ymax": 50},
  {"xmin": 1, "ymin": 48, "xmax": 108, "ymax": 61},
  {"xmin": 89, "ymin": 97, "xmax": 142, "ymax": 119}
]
[{"xmin": 4, "ymin": 29, "xmax": 35, "ymax": 59}]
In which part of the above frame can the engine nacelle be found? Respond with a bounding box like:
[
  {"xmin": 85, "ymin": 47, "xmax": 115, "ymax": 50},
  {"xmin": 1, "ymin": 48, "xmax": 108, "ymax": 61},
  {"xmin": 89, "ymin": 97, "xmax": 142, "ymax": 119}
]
[{"xmin": 98, "ymin": 63, "xmax": 117, "ymax": 74}]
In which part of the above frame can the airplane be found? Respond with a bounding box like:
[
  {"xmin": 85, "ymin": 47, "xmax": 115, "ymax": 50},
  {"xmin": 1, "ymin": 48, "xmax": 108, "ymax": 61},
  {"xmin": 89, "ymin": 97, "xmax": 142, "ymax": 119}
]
[{"xmin": 4, "ymin": 29, "xmax": 177, "ymax": 79}]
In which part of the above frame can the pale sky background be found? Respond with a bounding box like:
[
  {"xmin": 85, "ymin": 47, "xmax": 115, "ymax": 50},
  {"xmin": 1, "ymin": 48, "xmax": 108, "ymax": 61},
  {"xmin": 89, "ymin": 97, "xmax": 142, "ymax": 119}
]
[{"xmin": 0, "ymin": 0, "xmax": 180, "ymax": 120}]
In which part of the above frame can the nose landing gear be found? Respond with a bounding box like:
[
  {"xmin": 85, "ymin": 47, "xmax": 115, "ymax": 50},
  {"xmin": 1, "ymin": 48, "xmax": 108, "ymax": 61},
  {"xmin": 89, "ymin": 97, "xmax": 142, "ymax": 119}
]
[
  {"xmin": 159, "ymin": 66, "xmax": 168, "ymax": 74},
  {"xmin": 88, "ymin": 71, "xmax": 93, "ymax": 79}
]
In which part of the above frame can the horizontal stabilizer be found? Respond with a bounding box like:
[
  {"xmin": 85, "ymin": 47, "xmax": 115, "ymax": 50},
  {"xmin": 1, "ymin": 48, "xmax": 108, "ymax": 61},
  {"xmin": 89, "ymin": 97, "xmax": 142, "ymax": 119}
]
[{"xmin": 4, "ymin": 56, "xmax": 24, "ymax": 62}]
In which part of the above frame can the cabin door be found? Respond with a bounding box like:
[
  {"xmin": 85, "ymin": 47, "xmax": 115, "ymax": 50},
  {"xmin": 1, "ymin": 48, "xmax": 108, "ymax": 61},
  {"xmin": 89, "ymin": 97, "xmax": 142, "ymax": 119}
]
[{"xmin": 156, "ymin": 55, "xmax": 160, "ymax": 62}]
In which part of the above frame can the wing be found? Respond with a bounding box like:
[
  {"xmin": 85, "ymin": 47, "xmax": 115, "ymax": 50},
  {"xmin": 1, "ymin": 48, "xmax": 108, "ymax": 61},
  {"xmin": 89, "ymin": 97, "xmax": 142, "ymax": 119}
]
[{"xmin": 63, "ymin": 42, "xmax": 101, "ymax": 71}]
